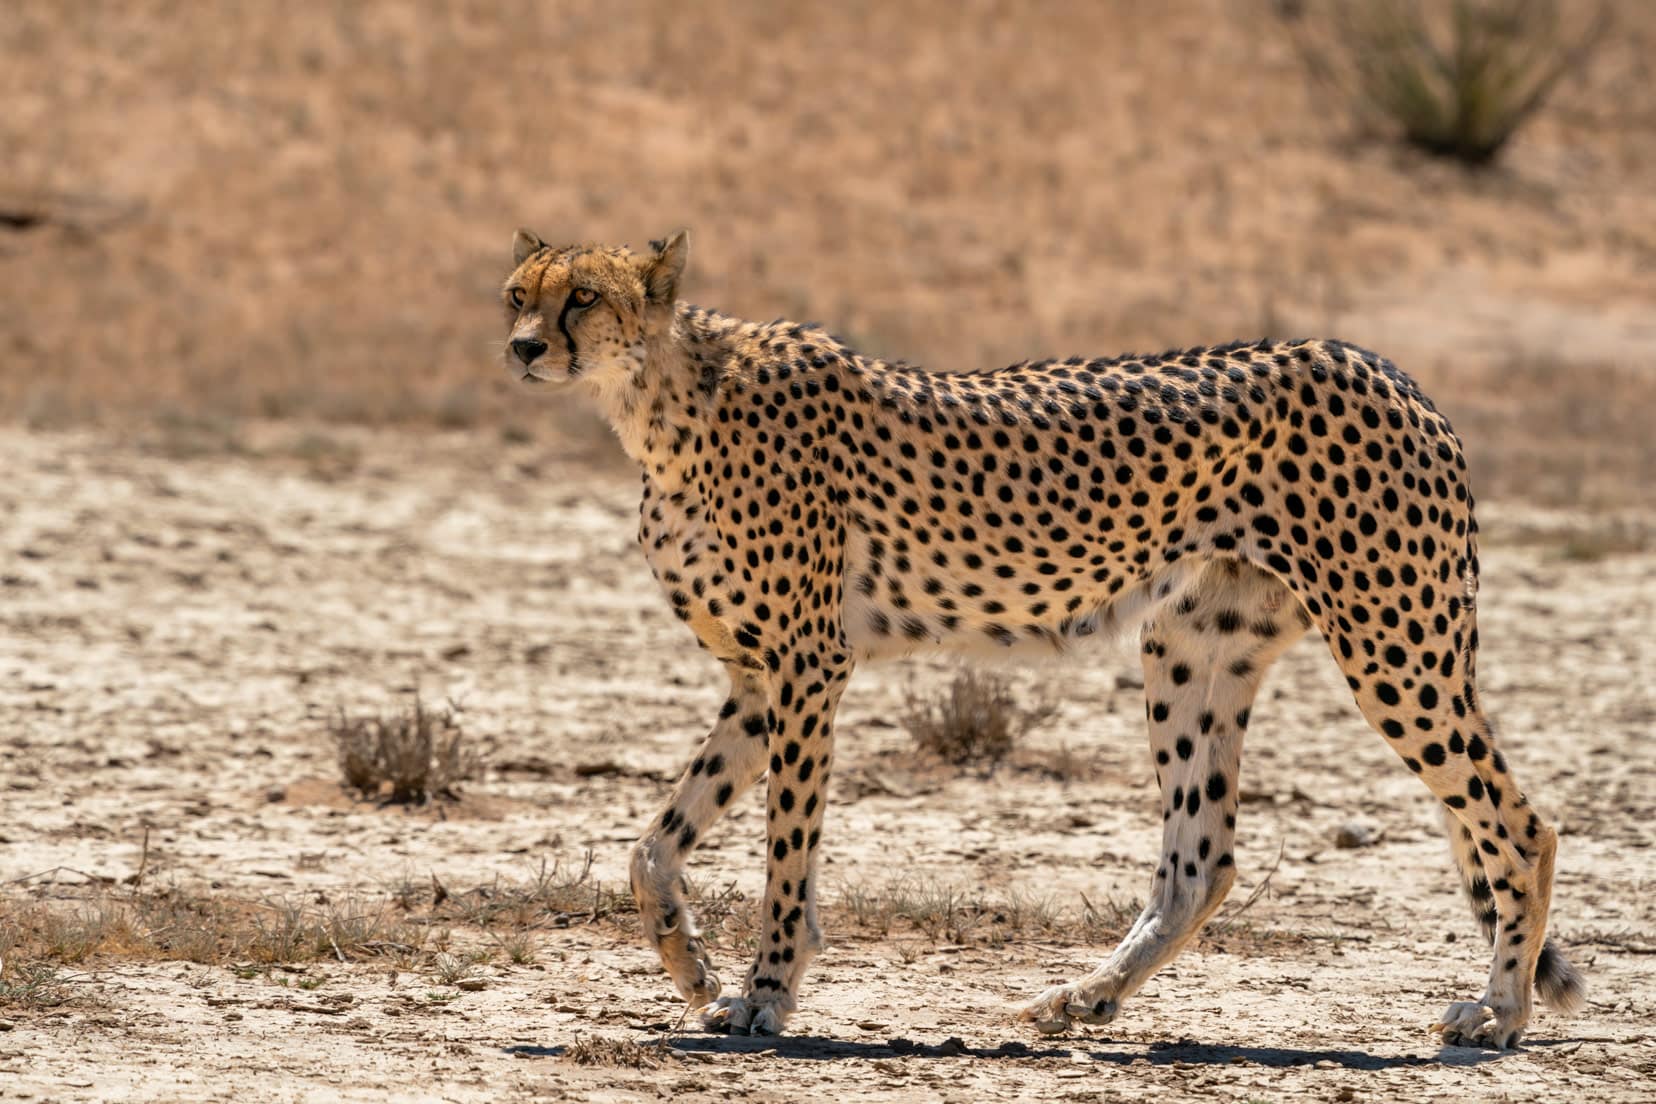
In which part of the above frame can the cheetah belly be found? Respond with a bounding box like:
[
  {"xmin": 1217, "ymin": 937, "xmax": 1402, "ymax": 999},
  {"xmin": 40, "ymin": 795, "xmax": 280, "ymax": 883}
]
[{"xmin": 840, "ymin": 528, "xmax": 1203, "ymax": 662}]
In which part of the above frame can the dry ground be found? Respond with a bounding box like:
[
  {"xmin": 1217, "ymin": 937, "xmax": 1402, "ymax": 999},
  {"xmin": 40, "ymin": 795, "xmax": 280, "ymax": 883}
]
[{"xmin": 2, "ymin": 426, "xmax": 1653, "ymax": 1102}]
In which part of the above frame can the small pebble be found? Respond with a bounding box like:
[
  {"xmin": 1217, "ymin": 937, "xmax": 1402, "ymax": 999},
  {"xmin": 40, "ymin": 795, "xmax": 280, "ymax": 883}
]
[{"xmin": 1334, "ymin": 820, "xmax": 1382, "ymax": 849}]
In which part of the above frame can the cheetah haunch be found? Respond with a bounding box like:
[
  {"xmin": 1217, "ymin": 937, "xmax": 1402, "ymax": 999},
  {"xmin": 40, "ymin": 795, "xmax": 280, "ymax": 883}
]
[{"xmin": 501, "ymin": 228, "xmax": 1584, "ymax": 1047}]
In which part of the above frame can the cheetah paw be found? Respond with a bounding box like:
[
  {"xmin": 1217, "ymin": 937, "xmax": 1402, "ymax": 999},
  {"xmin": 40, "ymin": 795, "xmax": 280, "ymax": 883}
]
[
  {"xmin": 655, "ymin": 929, "xmax": 722, "ymax": 1008},
  {"xmin": 1433, "ymin": 999, "xmax": 1523, "ymax": 1050},
  {"xmin": 1020, "ymin": 985, "xmax": 1119, "ymax": 1035},
  {"xmin": 679, "ymin": 960, "xmax": 722, "ymax": 1009},
  {"xmin": 700, "ymin": 995, "xmax": 789, "ymax": 1036}
]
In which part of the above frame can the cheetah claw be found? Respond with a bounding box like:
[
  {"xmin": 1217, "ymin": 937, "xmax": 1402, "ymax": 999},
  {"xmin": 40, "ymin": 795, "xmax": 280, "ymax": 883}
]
[
  {"xmin": 701, "ymin": 995, "xmax": 750, "ymax": 1034},
  {"xmin": 655, "ymin": 926, "xmax": 721, "ymax": 1008},
  {"xmin": 701, "ymin": 995, "xmax": 788, "ymax": 1036},
  {"xmin": 684, "ymin": 963, "xmax": 721, "ymax": 1009},
  {"xmin": 1070, "ymin": 998, "xmax": 1118, "ymax": 1025},
  {"xmin": 1022, "ymin": 984, "xmax": 1121, "ymax": 1034},
  {"xmin": 1021, "ymin": 985, "xmax": 1076, "ymax": 1034},
  {"xmin": 1434, "ymin": 1000, "xmax": 1522, "ymax": 1050}
]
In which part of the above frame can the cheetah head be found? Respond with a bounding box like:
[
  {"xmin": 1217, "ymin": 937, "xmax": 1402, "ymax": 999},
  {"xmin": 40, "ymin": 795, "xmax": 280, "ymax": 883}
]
[{"xmin": 500, "ymin": 229, "xmax": 688, "ymax": 392}]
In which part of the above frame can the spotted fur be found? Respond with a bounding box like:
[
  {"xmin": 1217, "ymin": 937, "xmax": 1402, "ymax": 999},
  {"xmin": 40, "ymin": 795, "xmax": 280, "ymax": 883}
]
[{"xmin": 500, "ymin": 229, "xmax": 1584, "ymax": 1047}]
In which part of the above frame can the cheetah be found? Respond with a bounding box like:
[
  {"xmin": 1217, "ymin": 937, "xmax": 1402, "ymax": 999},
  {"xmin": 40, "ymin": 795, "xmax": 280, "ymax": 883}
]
[{"xmin": 500, "ymin": 227, "xmax": 1585, "ymax": 1047}]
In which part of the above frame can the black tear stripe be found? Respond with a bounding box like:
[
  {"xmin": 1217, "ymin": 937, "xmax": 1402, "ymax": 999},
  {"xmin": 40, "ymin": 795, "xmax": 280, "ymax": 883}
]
[{"xmin": 555, "ymin": 294, "xmax": 581, "ymax": 375}]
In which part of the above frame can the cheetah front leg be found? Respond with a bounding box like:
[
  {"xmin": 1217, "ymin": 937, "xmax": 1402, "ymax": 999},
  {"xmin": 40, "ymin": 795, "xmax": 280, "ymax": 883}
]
[
  {"xmin": 702, "ymin": 643, "xmax": 853, "ymax": 1036},
  {"xmin": 629, "ymin": 667, "xmax": 770, "ymax": 1009},
  {"xmin": 1023, "ymin": 562, "xmax": 1306, "ymax": 1034}
]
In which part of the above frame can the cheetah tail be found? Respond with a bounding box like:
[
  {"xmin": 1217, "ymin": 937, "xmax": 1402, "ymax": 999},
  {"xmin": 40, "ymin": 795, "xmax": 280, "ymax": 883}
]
[{"xmin": 1534, "ymin": 940, "xmax": 1588, "ymax": 1015}]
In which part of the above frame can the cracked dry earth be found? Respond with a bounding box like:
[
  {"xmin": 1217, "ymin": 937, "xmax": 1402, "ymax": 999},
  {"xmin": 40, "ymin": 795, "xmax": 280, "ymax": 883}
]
[{"xmin": 2, "ymin": 425, "xmax": 1654, "ymax": 1102}]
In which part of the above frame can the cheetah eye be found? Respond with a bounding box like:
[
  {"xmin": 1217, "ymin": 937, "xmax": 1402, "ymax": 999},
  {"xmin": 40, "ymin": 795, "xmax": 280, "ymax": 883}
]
[
  {"xmin": 571, "ymin": 287, "xmax": 599, "ymax": 308},
  {"xmin": 508, "ymin": 287, "xmax": 525, "ymax": 309}
]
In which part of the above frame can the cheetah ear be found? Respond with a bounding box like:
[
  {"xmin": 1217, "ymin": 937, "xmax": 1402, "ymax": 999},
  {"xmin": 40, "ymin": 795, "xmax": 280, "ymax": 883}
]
[
  {"xmin": 512, "ymin": 228, "xmax": 545, "ymax": 265},
  {"xmin": 642, "ymin": 229, "xmax": 689, "ymax": 303}
]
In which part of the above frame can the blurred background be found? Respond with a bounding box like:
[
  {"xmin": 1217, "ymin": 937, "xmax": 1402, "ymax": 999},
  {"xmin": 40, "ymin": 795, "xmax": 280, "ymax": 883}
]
[{"xmin": 3, "ymin": 0, "xmax": 1652, "ymax": 505}]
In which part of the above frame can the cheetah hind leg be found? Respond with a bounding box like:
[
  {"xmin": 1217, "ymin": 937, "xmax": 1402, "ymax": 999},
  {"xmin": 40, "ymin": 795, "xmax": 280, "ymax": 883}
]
[
  {"xmin": 1023, "ymin": 561, "xmax": 1306, "ymax": 1034},
  {"xmin": 1333, "ymin": 622, "xmax": 1568, "ymax": 1048},
  {"xmin": 1441, "ymin": 807, "xmax": 1586, "ymax": 1016}
]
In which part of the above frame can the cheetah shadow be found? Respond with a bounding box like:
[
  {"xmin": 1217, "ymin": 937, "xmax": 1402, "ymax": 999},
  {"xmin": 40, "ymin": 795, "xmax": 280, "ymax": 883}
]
[{"xmin": 507, "ymin": 1032, "xmax": 1524, "ymax": 1068}]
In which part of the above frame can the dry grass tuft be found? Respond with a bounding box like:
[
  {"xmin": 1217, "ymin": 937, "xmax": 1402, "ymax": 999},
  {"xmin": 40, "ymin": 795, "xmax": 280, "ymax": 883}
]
[
  {"xmin": 1289, "ymin": 0, "xmax": 1611, "ymax": 166},
  {"xmin": 563, "ymin": 1034, "xmax": 672, "ymax": 1069},
  {"xmin": 836, "ymin": 877, "xmax": 1135, "ymax": 946},
  {"xmin": 0, "ymin": 852, "xmax": 639, "ymax": 976},
  {"xmin": 0, "ymin": 855, "xmax": 628, "ymax": 987},
  {"xmin": 0, "ymin": 889, "xmax": 429, "ymax": 970},
  {"xmin": 1549, "ymin": 520, "xmax": 1650, "ymax": 563},
  {"xmin": 332, "ymin": 699, "xmax": 478, "ymax": 804},
  {"xmin": 0, "ymin": 960, "xmax": 80, "ymax": 1009},
  {"xmin": 830, "ymin": 876, "xmax": 1317, "ymax": 955},
  {"xmin": 428, "ymin": 951, "xmax": 486, "ymax": 987},
  {"xmin": 0, "ymin": 851, "xmax": 1320, "ymax": 1003},
  {"xmin": 403, "ymin": 853, "xmax": 636, "ymax": 932},
  {"xmin": 249, "ymin": 895, "xmax": 429, "ymax": 966},
  {"xmin": 489, "ymin": 930, "xmax": 538, "ymax": 966},
  {"xmin": 901, "ymin": 671, "xmax": 1058, "ymax": 769}
]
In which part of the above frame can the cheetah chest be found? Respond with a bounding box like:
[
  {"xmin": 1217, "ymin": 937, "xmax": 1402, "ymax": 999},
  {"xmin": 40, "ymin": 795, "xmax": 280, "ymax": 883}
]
[{"xmin": 638, "ymin": 485, "xmax": 751, "ymax": 662}]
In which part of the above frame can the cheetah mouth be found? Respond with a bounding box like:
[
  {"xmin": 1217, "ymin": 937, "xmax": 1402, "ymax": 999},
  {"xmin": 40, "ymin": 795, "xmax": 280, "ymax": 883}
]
[
  {"xmin": 518, "ymin": 369, "xmax": 567, "ymax": 386},
  {"xmin": 515, "ymin": 360, "xmax": 575, "ymax": 385}
]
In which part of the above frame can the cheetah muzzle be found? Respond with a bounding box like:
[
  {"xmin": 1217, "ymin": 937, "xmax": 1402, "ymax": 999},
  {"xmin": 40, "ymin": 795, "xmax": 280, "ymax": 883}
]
[{"xmin": 498, "ymin": 228, "xmax": 1586, "ymax": 1048}]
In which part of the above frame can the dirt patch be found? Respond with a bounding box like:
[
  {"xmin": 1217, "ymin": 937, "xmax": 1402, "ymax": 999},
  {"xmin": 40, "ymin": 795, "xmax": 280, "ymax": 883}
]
[{"xmin": 1, "ymin": 428, "xmax": 1653, "ymax": 1101}]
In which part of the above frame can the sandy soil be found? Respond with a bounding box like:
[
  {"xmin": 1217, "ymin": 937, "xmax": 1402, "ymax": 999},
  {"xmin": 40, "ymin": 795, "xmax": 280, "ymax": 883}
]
[{"xmin": 2, "ymin": 426, "xmax": 1653, "ymax": 1102}]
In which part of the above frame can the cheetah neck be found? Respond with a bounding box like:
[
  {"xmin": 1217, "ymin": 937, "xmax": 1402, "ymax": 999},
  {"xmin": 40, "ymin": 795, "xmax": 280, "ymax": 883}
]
[{"xmin": 595, "ymin": 304, "xmax": 740, "ymax": 486}]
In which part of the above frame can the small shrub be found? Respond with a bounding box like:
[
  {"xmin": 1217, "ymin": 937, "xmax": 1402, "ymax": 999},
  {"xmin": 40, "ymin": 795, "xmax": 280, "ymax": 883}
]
[
  {"xmin": 249, "ymin": 896, "xmax": 426, "ymax": 964},
  {"xmin": 429, "ymin": 951, "xmax": 481, "ymax": 986},
  {"xmin": 332, "ymin": 699, "xmax": 478, "ymax": 803},
  {"xmin": 901, "ymin": 671, "xmax": 1057, "ymax": 768},
  {"xmin": 0, "ymin": 960, "xmax": 78, "ymax": 1009},
  {"xmin": 1290, "ymin": 0, "xmax": 1610, "ymax": 166},
  {"xmin": 1551, "ymin": 520, "xmax": 1649, "ymax": 563},
  {"xmin": 492, "ymin": 930, "xmax": 537, "ymax": 965}
]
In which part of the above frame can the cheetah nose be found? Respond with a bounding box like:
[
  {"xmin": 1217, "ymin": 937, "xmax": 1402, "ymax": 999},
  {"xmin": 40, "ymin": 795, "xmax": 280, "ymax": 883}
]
[{"xmin": 512, "ymin": 337, "xmax": 548, "ymax": 365}]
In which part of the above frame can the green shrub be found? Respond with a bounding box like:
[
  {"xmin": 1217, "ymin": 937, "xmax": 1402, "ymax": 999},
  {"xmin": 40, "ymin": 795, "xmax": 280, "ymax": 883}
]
[{"xmin": 1290, "ymin": 0, "xmax": 1610, "ymax": 166}]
